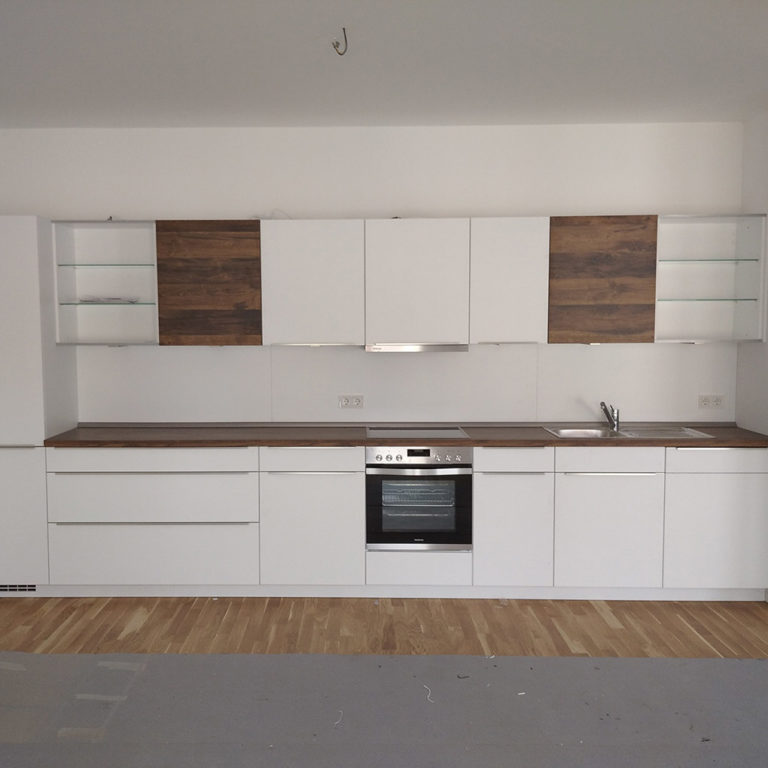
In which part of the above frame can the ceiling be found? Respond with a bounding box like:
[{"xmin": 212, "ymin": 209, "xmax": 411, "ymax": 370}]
[{"xmin": 1, "ymin": 0, "xmax": 767, "ymax": 129}]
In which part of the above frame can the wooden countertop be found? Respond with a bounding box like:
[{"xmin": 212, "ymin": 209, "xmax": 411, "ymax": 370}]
[{"xmin": 43, "ymin": 422, "xmax": 768, "ymax": 448}]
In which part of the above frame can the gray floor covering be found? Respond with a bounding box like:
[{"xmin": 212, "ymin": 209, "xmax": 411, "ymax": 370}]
[{"xmin": 1, "ymin": 652, "xmax": 767, "ymax": 767}]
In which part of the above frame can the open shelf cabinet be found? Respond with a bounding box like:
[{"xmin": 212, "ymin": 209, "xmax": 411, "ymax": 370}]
[
  {"xmin": 53, "ymin": 221, "xmax": 158, "ymax": 344},
  {"xmin": 655, "ymin": 215, "xmax": 766, "ymax": 342}
]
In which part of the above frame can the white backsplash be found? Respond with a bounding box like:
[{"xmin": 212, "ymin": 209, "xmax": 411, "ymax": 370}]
[{"xmin": 77, "ymin": 342, "xmax": 737, "ymax": 424}]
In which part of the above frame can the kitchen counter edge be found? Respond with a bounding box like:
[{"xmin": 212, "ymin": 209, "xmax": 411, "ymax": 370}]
[{"xmin": 43, "ymin": 422, "xmax": 768, "ymax": 449}]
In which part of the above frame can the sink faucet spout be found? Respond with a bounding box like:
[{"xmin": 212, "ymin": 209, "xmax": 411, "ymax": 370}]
[{"xmin": 600, "ymin": 401, "xmax": 620, "ymax": 432}]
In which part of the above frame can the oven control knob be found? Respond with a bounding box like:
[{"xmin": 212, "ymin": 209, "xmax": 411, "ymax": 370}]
[
  {"xmin": 455, "ymin": 454, "xmax": 462, "ymax": 462},
  {"xmin": 435, "ymin": 455, "xmax": 441, "ymax": 462},
  {"xmin": 385, "ymin": 455, "xmax": 393, "ymax": 461},
  {"xmin": 445, "ymin": 454, "xmax": 452, "ymax": 462},
  {"xmin": 375, "ymin": 454, "xmax": 383, "ymax": 462}
]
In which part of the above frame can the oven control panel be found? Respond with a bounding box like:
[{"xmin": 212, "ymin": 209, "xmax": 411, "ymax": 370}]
[{"xmin": 365, "ymin": 446, "xmax": 473, "ymax": 466}]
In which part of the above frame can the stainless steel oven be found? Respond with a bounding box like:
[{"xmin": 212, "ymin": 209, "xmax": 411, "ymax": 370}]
[{"xmin": 365, "ymin": 446, "xmax": 472, "ymax": 551}]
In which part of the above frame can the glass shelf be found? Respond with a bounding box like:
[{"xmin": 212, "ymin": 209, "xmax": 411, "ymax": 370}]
[
  {"xmin": 657, "ymin": 298, "xmax": 758, "ymax": 303},
  {"xmin": 59, "ymin": 301, "xmax": 156, "ymax": 306},
  {"xmin": 57, "ymin": 263, "xmax": 156, "ymax": 268},
  {"xmin": 657, "ymin": 258, "xmax": 760, "ymax": 264}
]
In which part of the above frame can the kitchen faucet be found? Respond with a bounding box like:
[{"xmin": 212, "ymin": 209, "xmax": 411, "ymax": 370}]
[{"xmin": 600, "ymin": 401, "xmax": 620, "ymax": 432}]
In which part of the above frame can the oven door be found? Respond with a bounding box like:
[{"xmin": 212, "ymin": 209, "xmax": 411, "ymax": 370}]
[{"xmin": 366, "ymin": 466, "xmax": 472, "ymax": 550}]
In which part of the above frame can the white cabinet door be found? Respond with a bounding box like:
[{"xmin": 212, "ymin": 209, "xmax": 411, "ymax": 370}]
[
  {"xmin": 664, "ymin": 473, "xmax": 768, "ymax": 589},
  {"xmin": 365, "ymin": 218, "xmax": 470, "ymax": 346},
  {"xmin": 469, "ymin": 217, "xmax": 550, "ymax": 343},
  {"xmin": 0, "ymin": 448, "xmax": 48, "ymax": 584},
  {"xmin": 261, "ymin": 220, "xmax": 365, "ymax": 345},
  {"xmin": 473, "ymin": 472, "xmax": 554, "ymax": 586},
  {"xmin": 554, "ymin": 471, "xmax": 664, "ymax": 588},
  {"xmin": 0, "ymin": 217, "xmax": 45, "ymax": 444},
  {"xmin": 260, "ymin": 471, "xmax": 365, "ymax": 585}
]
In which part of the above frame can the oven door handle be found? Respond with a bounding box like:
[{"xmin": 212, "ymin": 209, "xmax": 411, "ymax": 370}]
[{"xmin": 365, "ymin": 467, "xmax": 472, "ymax": 477}]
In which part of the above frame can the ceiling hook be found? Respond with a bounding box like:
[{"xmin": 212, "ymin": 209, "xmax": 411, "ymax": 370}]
[{"xmin": 332, "ymin": 27, "xmax": 348, "ymax": 56}]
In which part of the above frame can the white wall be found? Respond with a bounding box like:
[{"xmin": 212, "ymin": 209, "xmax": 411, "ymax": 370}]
[
  {"xmin": 0, "ymin": 123, "xmax": 746, "ymax": 425},
  {"xmin": 736, "ymin": 111, "xmax": 768, "ymax": 433}
]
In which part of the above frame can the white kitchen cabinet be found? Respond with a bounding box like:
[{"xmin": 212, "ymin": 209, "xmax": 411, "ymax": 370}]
[
  {"xmin": 259, "ymin": 447, "xmax": 365, "ymax": 585},
  {"xmin": 46, "ymin": 447, "xmax": 260, "ymax": 585},
  {"xmin": 0, "ymin": 216, "xmax": 76, "ymax": 445},
  {"xmin": 365, "ymin": 218, "xmax": 470, "ymax": 347},
  {"xmin": 53, "ymin": 220, "xmax": 158, "ymax": 344},
  {"xmin": 261, "ymin": 219, "xmax": 365, "ymax": 345},
  {"xmin": 664, "ymin": 448, "xmax": 768, "ymax": 588},
  {"xmin": 0, "ymin": 448, "xmax": 48, "ymax": 584},
  {"xmin": 655, "ymin": 215, "xmax": 766, "ymax": 342},
  {"xmin": 473, "ymin": 447, "xmax": 555, "ymax": 586},
  {"xmin": 469, "ymin": 217, "xmax": 550, "ymax": 343},
  {"xmin": 554, "ymin": 447, "xmax": 665, "ymax": 588}
]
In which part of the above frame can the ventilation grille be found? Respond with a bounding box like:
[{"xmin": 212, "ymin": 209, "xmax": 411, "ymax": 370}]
[{"xmin": 0, "ymin": 585, "xmax": 37, "ymax": 593}]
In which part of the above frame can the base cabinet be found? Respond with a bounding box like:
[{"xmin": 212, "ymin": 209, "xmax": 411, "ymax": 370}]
[
  {"xmin": 259, "ymin": 447, "xmax": 365, "ymax": 585},
  {"xmin": 473, "ymin": 448, "xmax": 554, "ymax": 586},
  {"xmin": 46, "ymin": 447, "xmax": 260, "ymax": 585},
  {"xmin": 554, "ymin": 448, "xmax": 665, "ymax": 588},
  {"xmin": 0, "ymin": 448, "xmax": 48, "ymax": 584},
  {"xmin": 664, "ymin": 448, "xmax": 768, "ymax": 588}
]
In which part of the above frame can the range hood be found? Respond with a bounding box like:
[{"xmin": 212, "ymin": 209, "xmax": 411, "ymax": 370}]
[{"xmin": 365, "ymin": 343, "xmax": 469, "ymax": 352}]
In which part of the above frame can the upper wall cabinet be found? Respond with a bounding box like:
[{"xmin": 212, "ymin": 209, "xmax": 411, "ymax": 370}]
[
  {"xmin": 261, "ymin": 219, "xmax": 365, "ymax": 345},
  {"xmin": 156, "ymin": 220, "xmax": 261, "ymax": 345},
  {"xmin": 548, "ymin": 215, "xmax": 657, "ymax": 343},
  {"xmin": 365, "ymin": 218, "xmax": 470, "ymax": 348},
  {"xmin": 655, "ymin": 215, "xmax": 766, "ymax": 342},
  {"xmin": 53, "ymin": 221, "xmax": 158, "ymax": 345},
  {"xmin": 469, "ymin": 217, "xmax": 549, "ymax": 343}
]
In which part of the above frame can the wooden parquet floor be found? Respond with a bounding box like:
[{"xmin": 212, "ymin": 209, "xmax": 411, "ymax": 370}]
[{"xmin": 1, "ymin": 597, "xmax": 767, "ymax": 657}]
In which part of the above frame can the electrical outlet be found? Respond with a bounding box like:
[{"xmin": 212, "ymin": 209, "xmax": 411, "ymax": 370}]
[
  {"xmin": 338, "ymin": 394, "xmax": 364, "ymax": 409},
  {"xmin": 698, "ymin": 394, "xmax": 725, "ymax": 409}
]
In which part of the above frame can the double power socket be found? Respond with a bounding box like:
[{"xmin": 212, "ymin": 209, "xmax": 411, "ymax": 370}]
[
  {"xmin": 698, "ymin": 394, "xmax": 724, "ymax": 409},
  {"xmin": 338, "ymin": 394, "xmax": 365, "ymax": 409}
]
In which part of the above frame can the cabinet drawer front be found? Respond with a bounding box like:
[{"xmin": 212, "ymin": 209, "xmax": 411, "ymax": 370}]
[
  {"xmin": 46, "ymin": 447, "xmax": 259, "ymax": 473},
  {"xmin": 259, "ymin": 446, "xmax": 364, "ymax": 472},
  {"xmin": 555, "ymin": 446, "xmax": 664, "ymax": 473},
  {"xmin": 47, "ymin": 472, "xmax": 259, "ymax": 523},
  {"xmin": 366, "ymin": 551, "xmax": 472, "ymax": 586},
  {"xmin": 665, "ymin": 447, "xmax": 768, "ymax": 473},
  {"xmin": 474, "ymin": 446, "xmax": 554, "ymax": 473},
  {"xmin": 48, "ymin": 523, "xmax": 260, "ymax": 585}
]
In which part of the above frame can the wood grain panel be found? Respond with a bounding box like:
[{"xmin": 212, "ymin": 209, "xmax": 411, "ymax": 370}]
[
  {"xmin": 156, "ymin": 220, "xmax": 261, "ymax": 345},
  {"xmin": 548, "ymin": 215, "xmax": 657, "ymax": 343},
  {"xmin": 2, "ymin": 597, "xmax": 767, "ymax": 657}
]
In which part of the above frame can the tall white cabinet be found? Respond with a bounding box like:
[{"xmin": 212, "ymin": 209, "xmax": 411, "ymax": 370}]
[
  {"xmin": 0, "ymin": 216, "xmax": 77, "ymax": 585},
  {"xmin": 365, "ymin": 218, "xmax": 470, "ymax": 347}
]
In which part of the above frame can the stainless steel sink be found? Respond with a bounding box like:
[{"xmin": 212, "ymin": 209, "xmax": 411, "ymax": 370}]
[
  {"xmin": 544, "ymin": 427, "xmax": 627, "ymax": 438},
  {"xmin": 620, "ymin": 427, "xmax": 713, "ymax": 439},
  {"xmin": 545, "ymin": 426, "xmax": 713, "ymax": 439}
]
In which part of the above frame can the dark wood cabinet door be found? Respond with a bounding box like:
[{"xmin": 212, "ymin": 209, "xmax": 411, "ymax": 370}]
[
  {"xmin": 548, "ymin": 215, "xmax": 657, "ymax": 343},
  {"xmin": 156, "ymin": 220, "xmax": 261, "ymax": 345}
]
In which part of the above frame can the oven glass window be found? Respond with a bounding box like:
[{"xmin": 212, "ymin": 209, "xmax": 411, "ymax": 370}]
[{"xmin": 380, "ymin": 479, "xmax": 456, "ymax": 532}]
